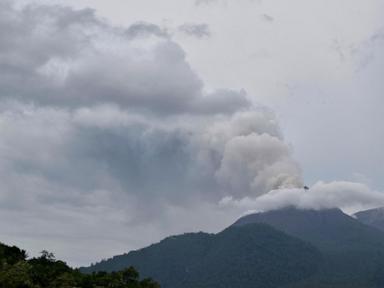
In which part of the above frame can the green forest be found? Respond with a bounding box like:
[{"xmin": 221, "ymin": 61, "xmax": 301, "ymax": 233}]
[{"xmin": 0, "ymin": 242, "xmax": 159, "ymax": 288}]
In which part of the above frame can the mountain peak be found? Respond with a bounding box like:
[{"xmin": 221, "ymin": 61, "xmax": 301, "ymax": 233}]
[
  {"xmin": 233, "ymin": 206, "xmax": 384, "ymax": 251},
  {"xmin": 234, "ymin": 206, "xmax": 345, "ymax": 227}
]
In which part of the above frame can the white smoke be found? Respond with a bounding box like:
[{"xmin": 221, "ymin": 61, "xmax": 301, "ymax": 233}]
[{"xmin": 220, "ymin": 181, "xmax": 384, "ymax": 214}]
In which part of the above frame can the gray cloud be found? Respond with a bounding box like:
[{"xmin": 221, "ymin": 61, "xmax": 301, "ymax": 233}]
[
  {"xmin": 260, "ymin": 14, "xmax": 274, "ymax": 22},
  {"xmin": 125, "ymin": 22, "xmax": 169, "ymax": 38},
  {"xmin": 194, "ymin": 0, "xmax": 219, "ymax": 6},
  {"xmin": 0, "ymin": 1, "xmax": 247, "ymax": 115},
  {"xmin": 178, "ymin": 23, "xmax": 211, "ymax": 38},
  {"xmin": 194, "ymin": 0, "xmax": 258, "ymax": 6},
  {"xmin": 0, "ymin": 1, "xmax": 301, "ymax": 266},
  {"xmin": 354, "ymin": 27, "xmax": 384, "ymax": 71}
]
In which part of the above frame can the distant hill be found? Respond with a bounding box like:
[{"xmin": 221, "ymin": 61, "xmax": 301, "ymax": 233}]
[
  {"xmin": 354, "ymin": 207, "xmax": 384, "ymax": 231},
  {"xmin": 83, "ymin": 207, "xmax": 384, "ymax": 288},
  {"xmin": 81, "ymin": 223, "xmax": 321, "ymax": 288}
]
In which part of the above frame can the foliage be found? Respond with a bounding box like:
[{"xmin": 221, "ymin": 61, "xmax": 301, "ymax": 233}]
[{"xmin": 0, "ymin": 243, "xmax": 159, "ymax": 288}]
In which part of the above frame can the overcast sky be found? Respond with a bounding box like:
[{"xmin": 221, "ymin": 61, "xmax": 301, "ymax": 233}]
[{"xmin": 1, "ymin": 0, "xmax": 384, "ymax": 266}]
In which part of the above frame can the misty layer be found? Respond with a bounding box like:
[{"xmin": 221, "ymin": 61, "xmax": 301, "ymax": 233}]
[{"xmin": 221, "ymin": 181, "xmax": 384, "ymax": 214}]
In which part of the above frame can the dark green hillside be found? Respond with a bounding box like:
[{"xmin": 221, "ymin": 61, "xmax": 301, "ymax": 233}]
[
  {"xmin": 194, "ymin": 224, "xmax": 320, "ymax": 288},
  {"xmin": 233, "ymin": 207, "xmax": 384, "ymax": 251},
  {"xmin": 234, "ymin": 207, "xmax": 384, "ymax": 287},
  {"xmin": 85, "ymin": 232, "xmax": 214, "ymax": 286},
  {"xmin": 82, "ymin": 223, "xmax": 321, "ymax": 288},
  {"xmin": 0, "ymin": 243, "xmax": 27, "ymax": 266}
]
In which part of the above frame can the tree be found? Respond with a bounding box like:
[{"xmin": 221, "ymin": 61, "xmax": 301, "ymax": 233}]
[
  {"xmin": 140, "ymin": 278, "xmax": 161, "ymax": 288},
  {"xmin": 122, "ymin": 266, "xmax": 139, "ymax": 285},
  {"xmin": 0, "ymin": 243, "xmax": 161, "ymax": 288},
  {"xmin": 39, "ymin": 250, "xmax": 55, "ymax": 262},
  {"xmin": 0, "ymin": 261, "xmax": 36, "ymax": 288}
]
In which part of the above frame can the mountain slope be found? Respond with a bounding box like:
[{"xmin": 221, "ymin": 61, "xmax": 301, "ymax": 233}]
[
  {"xmin": 354, "ymin": 207, "xmax": 384, "ymax": 231},
  {"xmin": 82, "ymin": 223, "xmax": 321, "ymax": 288},
  {"xmin": 233, "ymin": 207, "xmax": 384, "ymax": 251},
  {"xmin": 234, "ymin": 207, "xmax": 384, "ymax": 287}
]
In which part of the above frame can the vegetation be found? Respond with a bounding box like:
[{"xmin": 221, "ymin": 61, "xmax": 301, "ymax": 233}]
[
  {"xmin": 82, "ymin": 223, "xmax": 322, "ymax": 288},
  {"xmin": 0, "ymin": 243, "xmax": 159, "ymax": 288},
  {"xmin": 234, "ymin": 207, "xmax": 384, "ymax": 287}
]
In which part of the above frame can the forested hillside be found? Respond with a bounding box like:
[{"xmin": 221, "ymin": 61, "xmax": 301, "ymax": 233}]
[
  {"xmin": 234, "ymin": 207, "xmax": 384, "ymax": 287},
  {"xmin": 82, "ymin": 223, "xmax": 321, "ymax": 288},
  {"xmin": 0, "ymin": 242, "xmax": 159, "ymax": 288}
]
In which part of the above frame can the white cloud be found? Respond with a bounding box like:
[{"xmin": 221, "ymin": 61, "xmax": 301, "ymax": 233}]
[{"xmin": 221, "ymin": 181, "xmax": 384, "ymax": 214}]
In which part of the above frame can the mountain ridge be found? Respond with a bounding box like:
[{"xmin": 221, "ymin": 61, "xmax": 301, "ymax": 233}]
[
  {"xmin": 354, "ymin": 206, "xmax": 384, "ymax": 232},
  {"xmin": 233, "ymin": 206, "xmax": 384, "ymax": 251},
  {"xmin": 81, "ymin": 222, "xmax": 321, "ymax": 288},
  {"xmin": 82, "ymin": 207, "xmax": 384, "ymax": 287}
]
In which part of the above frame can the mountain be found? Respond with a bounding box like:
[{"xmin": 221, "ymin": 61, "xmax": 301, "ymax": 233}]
[
  {"xmin": 233, "ymin": 207, "xmax": 384, "ymax": 251},
  {"xmin": 234, "ymin": 207, "xmax": 384, "ymax": 287},
  {"xmin": 82, "ymin": 223, "xmax": 322, "ymax": 288},
  {"xmin": 83, "ymin": 207, "xmax": 384, "ymax": 288},
  {"xmin": 354, "ymin": 207, "xmax": 384, "ymax": 231}
]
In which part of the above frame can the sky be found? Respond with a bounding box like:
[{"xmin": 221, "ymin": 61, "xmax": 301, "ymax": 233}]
[{"xmin": 1, "ymin": 0, "xmax": 384, "ymax": 266}]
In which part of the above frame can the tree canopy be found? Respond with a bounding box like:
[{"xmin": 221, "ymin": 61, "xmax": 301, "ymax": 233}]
[{"xmin": 0, "ymin": 243, "xmax": 160, "ymax": 288}]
